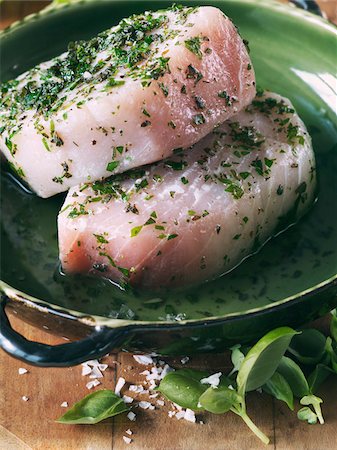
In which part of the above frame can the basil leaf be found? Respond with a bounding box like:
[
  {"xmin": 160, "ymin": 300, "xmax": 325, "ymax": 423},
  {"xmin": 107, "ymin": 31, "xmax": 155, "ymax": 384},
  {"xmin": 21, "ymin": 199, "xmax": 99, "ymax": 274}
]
[
  {"xmin": 157, "ymin": 369, "xmax": 209, "ymax": 410},
  {"xmin": 229, "ymin": 344, "xmax": 245, "ymax": 376},
  {"xmin": 288, "ymin": 329, "xmax": 326, "ymax": 365},
  {"xmin": 331, "ymin": 309, "xmax": 337, "ymax": 342},
  {"xmin": 199, "ymin": 386, "xmax": 241, "ymax": 414},
  {"xmin": 277, "ymin": 356, "xmax": 309, "ymax": 398},
  {"xmin": 297, "ymin": 407, "xmax": 318, "ymax": 425},
  {"xmin": 325, "ymin": 337, "xmax": 337, "ymax": 373},
  {"xmin": 277, "ymin": 357, "xmax": 325, "ymax": 424},
  {"xmin": 237, "ymin": 327, "xmax": 298, "ymax": 395},
  {"xmin": 300, "ymin": 395, "xmax": 324, "ymax": 424},
  {"xmin": 57, "ymin": 389, "xmax": 129, "ymax": 424},
  {"xmin": 308, "ymin": 364, "xmax": 334, "ymax": 393},
  {"xmin": 262, "ymin": 372, "xmax": 294, "ymax": 410}
]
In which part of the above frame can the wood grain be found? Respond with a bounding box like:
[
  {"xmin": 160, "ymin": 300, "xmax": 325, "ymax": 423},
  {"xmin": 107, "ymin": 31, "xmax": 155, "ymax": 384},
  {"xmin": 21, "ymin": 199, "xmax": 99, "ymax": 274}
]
[
  {"xmin": 1, "ymin": 313, "xmax": 337, "ymax": 450},
  {"xmin": 1, "ymin": 1, "xmax": 337, "ymax": 449}
]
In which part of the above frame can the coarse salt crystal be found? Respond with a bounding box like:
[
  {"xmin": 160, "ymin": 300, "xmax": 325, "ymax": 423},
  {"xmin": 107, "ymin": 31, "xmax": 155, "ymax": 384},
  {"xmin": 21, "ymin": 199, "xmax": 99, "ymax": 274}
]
[
  {"xmin": 184, "ymin": 409, "xmax": 196, "ymax": 423},
  {"xmin": 160, "ymin": 364, "xmax": 174, "ymax": 379},
  {"xmin": 199, "ymin": 421, "xmax": 204, "ymax": 425},
  {"xmin": 175, "ymin": 411, "xmax": 185, "ymax": 420},
  {"xmin": 86, "ymin": 379, "xmax": 101, "ymax": 390},
  {"xmin": 81, "ymin": 364, "xmax": 92, "ymax": 376},
  {"xmin": 123, "ymin": 436, "xmax": 132, "ymax": 444},
  {"xmin": 123, "ymin": 395, "xmax": 134, "ymax": 404},
  {"xmin": 61, "ymin": 402, "xmax": 68, "ymax": 408},
  {"xmin": 98, "ymin": 364, "xmax": 108, "ymax": 371},
  {"xmin": 168, "ymin": 411, "xmax": 176, "ymax": 418},
  {"xmin": 89, "ymin": 366, "xmax": 103, "ymax": 379},
  {"xmin": 133, "ymin": 355, "xmax": 154, "ymax": 365},
  {"xmin": 127, "ymin": 411, "xmax": 136, "ymax": 421},
  {"xmin": 115, "ymin": 377, "xmax": 126, "ymax": 396},
  {"xmin": 149, "ymin": 393, "xmax": 159, "ymax": 399},
  {"xmin": 85, "ymin": 359, "xmax": 100, "ymax": 367},
  {"xmin": 22, "ymin": 396, "xmax": 29, "ymax": 402},
  {"xmin": 18, "ymin": 368, "xmax": 28, "ymax": 375},
  {"xmin": 200, "ymin": 372, "xmax": 222, "ymax": 387},
  {"xmin": 173, "ymin": 402, "xmax": 183, "ymax": 411},
  {"xmin": 129, "ymin": 385, "xmax": 144, "ymax": 393},
  {"xmin": 156, "ymin": 400, "xmax": 165, "ymax": 406},
  {"xmin": 125, "ymin": 429, "xmax": 133, "ymax": 435},
  {"xmin": 140, "ymin": 370, "xmax": 150, "ymax": 376},
  {"xmin": 138, "ymin": 401, "xmax": 154, "ymax": 410},
  {"xmin": 180, "ymin": 356, "xmax": 190, "ymax": 364}
]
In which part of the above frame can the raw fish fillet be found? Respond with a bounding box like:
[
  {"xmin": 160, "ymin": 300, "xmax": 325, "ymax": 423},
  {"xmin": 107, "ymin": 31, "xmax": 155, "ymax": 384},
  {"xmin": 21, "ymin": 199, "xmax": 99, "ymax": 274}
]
[
  {"xmin": 0, "ymin": 5, "xmax": 255, "ymax": 198},
  {"xmin": 58, "ymin": 92, "xmax": 316, "ymax": 288}
]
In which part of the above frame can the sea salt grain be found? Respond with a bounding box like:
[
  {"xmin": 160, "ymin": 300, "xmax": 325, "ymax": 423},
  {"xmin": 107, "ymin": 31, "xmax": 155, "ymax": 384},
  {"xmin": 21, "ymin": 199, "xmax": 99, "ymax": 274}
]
[
  {"xmin": 180, "ymin": 356, "xmax": 190, "ymax": 365},
  {"xmin": 22, "ymin": 396, "xmax": 29, "ymax": 402},
  {"xmin": 127, "ymin": 411, "xmax": 136, "ymax": 421},
  {"xmin": 129, "ymin": 385, "xmax": 144, "ymax": 393},
  {"xmin": 123, "ymin": 395, "xmax": 134, "ymax": 404},
  {"xmin": 18, "ymin": 368, "xmax": 28, "ymax": 375},
  {"xmin": 175, "ymin": 411, "xmax": 185, "ymax": 420},
  {"xmin": 86, "ymin": 379, "xmax": 101, "ymax": 390},
  {"xmin": 156, "ymin": 400, "xmax": 165, "ymax": 406},
  {"xmin": 200, "ymin": 372, "xmax": 222, "ymax": 387},
  {"xmin": 61, "ymin": 402, "xmax": 68, "ymax": 408},
  {"xmin": 115, "ymin": 377, "xmax": 126, "ymax": 396},
  {"xmin": 184, "ymin": 409, "xmax": 196, "ymax": 423},
  {"xmin": 138, "ymin": 401, "xmax": 155, "ymax": 410},
  {"xmin": 81, "ymin": 364, "xmax": 92, "ymax": 376},
  {"xmin": 133, "ymin": 355, "xmax": 154, "ymax": 365},
  {"xmin": 125, "ymin": 429, "xmax": 133, "ymax": 435},
  {"xmin": 123, "ymin": 436, "xmax": 132, "ymax": 444}
]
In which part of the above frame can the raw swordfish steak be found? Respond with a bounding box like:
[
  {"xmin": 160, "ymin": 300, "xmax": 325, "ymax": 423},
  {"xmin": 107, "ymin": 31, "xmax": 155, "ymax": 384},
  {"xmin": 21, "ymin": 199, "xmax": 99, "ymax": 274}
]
[
  {"xmin": 58, "ymin": 92, "xmax": 316, "ymax": 288},
  {"xmin": 0, "ymin": 5, "xmax": 255, "ymax": 198}
]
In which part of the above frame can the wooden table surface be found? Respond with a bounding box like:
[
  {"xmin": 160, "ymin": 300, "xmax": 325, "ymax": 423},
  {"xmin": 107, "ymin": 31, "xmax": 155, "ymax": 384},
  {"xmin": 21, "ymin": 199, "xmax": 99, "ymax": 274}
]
[{"xmin": 1, "ymin": 1, "xmax": 337, "ymax": 449}]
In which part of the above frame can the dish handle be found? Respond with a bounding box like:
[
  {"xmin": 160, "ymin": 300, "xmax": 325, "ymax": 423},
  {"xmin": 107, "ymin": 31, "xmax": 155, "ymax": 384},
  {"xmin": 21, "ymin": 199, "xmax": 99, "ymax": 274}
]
[
  {"xmin": 0, "ymin": 297, "xmax": 129, "ymax": 367},
  {"xmin": 289, "ymin": 0, "xmax": 322, "ymax": 16}
]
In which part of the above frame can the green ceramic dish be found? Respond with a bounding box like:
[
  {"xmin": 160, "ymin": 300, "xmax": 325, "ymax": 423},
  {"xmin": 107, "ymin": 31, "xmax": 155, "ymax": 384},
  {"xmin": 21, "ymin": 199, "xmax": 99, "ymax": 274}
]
[{"xmin": 0, "ymin": 0, "xmax": 336, "ymax": 366}]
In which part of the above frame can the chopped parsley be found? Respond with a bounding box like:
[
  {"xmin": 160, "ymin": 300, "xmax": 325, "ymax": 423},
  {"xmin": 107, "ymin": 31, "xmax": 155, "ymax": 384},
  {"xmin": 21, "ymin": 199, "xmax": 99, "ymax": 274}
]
[{"xmin": 184, "ymin": 36, "xmax": 203, "ymax": 59}]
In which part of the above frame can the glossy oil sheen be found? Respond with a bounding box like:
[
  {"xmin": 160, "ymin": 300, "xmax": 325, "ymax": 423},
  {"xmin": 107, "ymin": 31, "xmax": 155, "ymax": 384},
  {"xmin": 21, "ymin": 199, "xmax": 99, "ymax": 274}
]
[{"xmin": 1, "ymin": 0, "xmax": 336, "ymax": 323}]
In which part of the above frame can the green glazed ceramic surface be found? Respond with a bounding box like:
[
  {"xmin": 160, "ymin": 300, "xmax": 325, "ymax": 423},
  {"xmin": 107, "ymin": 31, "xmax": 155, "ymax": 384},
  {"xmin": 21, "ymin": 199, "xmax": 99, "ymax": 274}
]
[{"xmin": 1, "ymin": 1, "xmax": 336, "ymax": 340}]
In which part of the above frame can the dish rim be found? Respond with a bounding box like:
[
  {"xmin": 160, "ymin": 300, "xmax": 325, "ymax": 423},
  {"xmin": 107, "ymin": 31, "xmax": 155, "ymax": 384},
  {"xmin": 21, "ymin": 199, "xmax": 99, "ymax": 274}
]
[{"xmin": 1, "ymin": 0, "xmax": 337, "ymax": 329}]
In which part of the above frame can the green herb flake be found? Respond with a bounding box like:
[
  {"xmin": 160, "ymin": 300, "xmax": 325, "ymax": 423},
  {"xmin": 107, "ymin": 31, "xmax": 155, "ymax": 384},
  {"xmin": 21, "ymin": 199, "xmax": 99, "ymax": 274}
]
[
  {"xmin": 106, "ymin": 161, "xmax": 120, "ymax": 172},
  {"xmin": 130, "ymin": 225, "xmax": 143, "ymax": 237},
  {"xmin": 184, "ymin": 36, "xmax": 202, "ymax": 59}
]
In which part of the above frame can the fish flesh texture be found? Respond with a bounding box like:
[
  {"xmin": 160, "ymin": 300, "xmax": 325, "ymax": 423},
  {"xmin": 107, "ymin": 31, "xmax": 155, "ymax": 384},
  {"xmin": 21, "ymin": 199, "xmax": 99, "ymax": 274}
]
[
  {"xmin": 0, "ymin": 5, "xmax": 255, "ymax": 198},
  {"xmin": 58, "ymin": 92, "xmax": 316, "ymax": 288}
]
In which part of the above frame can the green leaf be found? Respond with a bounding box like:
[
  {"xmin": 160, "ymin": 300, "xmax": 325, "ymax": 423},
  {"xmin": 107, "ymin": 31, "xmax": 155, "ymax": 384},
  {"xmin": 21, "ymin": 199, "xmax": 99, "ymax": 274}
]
[
  {"xmin": 56, "ymin": 390, "xmax": 129, "ymax": 424},
  {"xmin": 308, "ymin": 364, "xmax": 334, "ymax": 393},
  {"xmin": 288, "ymin": 329, "xmax": 327, "ymax": 365},
  {"xmin": 297, "ymin": 407, "xmax": 318, "ymax": 425},
  {"xmin": 157, "ymin": 369, "xmax": 209, "ymax": 410},
  {"xmin": 199, "ymin": 385, "xmax": 241, "ymax": 414},
  {"xmin": 277, "ymin": 356, "xmax": 309, "ymax": 398},
  {"xmin": 300, "ymin": 395, "xmax": 324, "ymax": 424},
  {"xmin": 325, "ymin": 337, "xmax": 337, "ymax": 373},
  {"xmin": 237, "ymin": 327, "xmax": 298, "ymax": 395},
  {"xmin": 229, "ymin": 344, "xmax": 245, "ymax": 376},
  {"xmin": 331, "ymin": 309, "xmax": 337, "ymax": 342},
  {"xmin": 262, "ymin": 372, "xmax": 294, "ymax": 410}
]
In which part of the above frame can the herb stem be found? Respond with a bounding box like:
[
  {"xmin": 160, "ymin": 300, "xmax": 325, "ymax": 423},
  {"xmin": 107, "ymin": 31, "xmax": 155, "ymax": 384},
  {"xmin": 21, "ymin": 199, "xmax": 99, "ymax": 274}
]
[{"xmin": 231, "ymin": 406, "xmax": 270, "ymax": 445}]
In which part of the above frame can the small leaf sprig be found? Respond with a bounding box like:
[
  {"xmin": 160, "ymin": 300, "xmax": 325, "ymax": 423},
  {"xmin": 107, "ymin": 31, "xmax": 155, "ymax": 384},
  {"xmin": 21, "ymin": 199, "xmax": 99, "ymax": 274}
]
[
  {"xmin": 157, "ymin": 312, "xmax": 337, "ymax": 444},
  {"xmin": 57, "ymin": 311, "xmax": 337, "ymax": 445}
]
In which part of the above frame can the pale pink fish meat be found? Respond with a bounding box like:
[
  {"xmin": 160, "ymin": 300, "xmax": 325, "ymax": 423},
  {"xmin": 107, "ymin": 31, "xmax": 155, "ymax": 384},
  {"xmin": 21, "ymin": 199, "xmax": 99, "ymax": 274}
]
[
  {"xmin": 58, "ymin": 92, "xmax": 316, "ymax": 288},
  {"xmin": 0, "ymin": 5, "xmax": 255, "ymax": 198}
]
